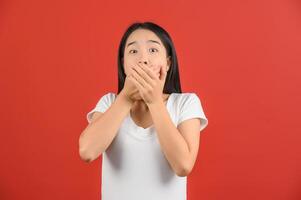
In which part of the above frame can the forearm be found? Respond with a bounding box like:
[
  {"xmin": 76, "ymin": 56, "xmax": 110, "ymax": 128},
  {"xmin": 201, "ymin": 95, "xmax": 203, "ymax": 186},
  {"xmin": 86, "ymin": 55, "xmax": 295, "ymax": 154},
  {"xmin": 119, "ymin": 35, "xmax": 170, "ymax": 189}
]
[
  {"xmin": 148, "ymin": 101, "xmax": 190, "ymax": 176},
  {"xmin": 79, "ymin": 91, "xmax": 132, "ymax": 161}
]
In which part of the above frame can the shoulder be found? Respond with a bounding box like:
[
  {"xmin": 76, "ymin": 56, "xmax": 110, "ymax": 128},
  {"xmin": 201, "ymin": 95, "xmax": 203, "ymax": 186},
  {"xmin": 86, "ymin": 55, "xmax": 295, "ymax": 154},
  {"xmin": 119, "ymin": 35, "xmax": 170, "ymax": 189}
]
[
  {"xmin": 95, "ymin": 91, "xmax": 117, "ymax": 106},
  {"xmin": 172, "ymin": 92, "xmax": 201, "ymax": 105},
  {"xmin": 101, "ymin": 92, "xmax": 117, "ymax": 100},
  {"xmin": 173, "ymin": 92, "xmax": 208, "ymax": 131}
]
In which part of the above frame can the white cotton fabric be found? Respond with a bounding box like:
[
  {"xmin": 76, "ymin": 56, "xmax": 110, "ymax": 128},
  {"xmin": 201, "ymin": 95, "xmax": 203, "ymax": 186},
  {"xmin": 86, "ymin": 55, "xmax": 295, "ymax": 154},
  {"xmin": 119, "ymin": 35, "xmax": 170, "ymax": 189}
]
[{"xmin": 86, "ymin": 92, "xmax": 208, "ymax": 200}]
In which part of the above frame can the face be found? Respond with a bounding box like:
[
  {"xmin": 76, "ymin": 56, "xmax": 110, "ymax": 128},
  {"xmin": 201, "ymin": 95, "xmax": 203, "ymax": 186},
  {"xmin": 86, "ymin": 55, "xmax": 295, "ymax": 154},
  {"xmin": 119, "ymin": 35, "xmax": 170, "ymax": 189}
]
[{"xmin": 123, "ymin": 29, "xmax": 171, "ymax": 78}]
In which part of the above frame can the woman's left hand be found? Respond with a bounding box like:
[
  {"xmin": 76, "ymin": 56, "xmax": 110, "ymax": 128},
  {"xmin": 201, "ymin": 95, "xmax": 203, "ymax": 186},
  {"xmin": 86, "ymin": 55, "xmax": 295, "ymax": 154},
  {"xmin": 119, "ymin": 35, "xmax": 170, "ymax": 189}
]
[{"xmin": 128, "ymin": 62, "xmax": 168, "ymax": 105}]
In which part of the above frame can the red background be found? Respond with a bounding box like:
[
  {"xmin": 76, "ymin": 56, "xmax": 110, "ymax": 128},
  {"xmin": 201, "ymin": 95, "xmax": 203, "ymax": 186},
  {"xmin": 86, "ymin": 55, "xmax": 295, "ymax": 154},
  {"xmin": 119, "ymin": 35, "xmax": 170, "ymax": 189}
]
[{"xmin": 1, "ymin": 0, "xmax": 301, "ymax": 199}]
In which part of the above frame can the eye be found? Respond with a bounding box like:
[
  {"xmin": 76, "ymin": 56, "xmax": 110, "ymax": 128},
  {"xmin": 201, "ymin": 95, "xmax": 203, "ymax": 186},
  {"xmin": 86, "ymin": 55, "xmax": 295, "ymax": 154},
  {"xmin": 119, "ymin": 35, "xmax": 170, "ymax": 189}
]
[
  {"xmin": 149, "ymin": 48, "xmax": 158, "ymax": 53},
  {"xmin": 129, "ymin": 49, "xmax": 137, "ymax": 54}
]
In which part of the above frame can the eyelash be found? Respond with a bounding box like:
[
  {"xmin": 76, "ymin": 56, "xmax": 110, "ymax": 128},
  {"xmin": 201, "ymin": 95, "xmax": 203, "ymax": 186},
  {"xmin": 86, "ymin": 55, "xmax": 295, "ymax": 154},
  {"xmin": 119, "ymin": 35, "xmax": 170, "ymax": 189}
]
[{"xmin": 129, "ymin": 48, "xmax": 158, "ymax": 54}]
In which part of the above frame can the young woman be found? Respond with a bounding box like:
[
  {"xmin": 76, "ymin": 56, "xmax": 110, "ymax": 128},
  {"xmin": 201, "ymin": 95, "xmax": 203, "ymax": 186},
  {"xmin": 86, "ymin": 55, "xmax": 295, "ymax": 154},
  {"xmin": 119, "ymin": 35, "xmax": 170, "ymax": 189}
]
[{"xmin": 79, "ymin": 21, "xmax": 209, "ymax": 200}]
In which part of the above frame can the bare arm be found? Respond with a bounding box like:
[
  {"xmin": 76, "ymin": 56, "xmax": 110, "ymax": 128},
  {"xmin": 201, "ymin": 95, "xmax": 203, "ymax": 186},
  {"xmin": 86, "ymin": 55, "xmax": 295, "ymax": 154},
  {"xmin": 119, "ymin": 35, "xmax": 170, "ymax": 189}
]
[
  {"xmin": 148, "ymin": 100, "xmax": 192, "ymax": 177},
  {"xmin": 79, "ymin": 91, "xmax": 132, "ymax": 163}
]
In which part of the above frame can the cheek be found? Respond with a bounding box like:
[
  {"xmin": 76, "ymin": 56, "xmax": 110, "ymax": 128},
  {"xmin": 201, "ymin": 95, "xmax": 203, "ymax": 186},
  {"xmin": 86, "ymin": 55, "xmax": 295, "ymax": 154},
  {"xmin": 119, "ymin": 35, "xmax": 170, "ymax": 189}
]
[
  {"xmin": 123, "ymin": 65, "xmax": 130, "ymax": 75},
  {"xmin": 124, "ymin": 61, "xmax": 135, "ymax": 75},
  {"xmin": 151, "ymin": 65, "xmax": 163, "ymax": 77},
  {"xmin": 123, "ymin": 56, "xmax": 134, "ymax": 70},
  {"xmin": 154, "ymin": 65, "xmax": 164, "ymax": 73},
  {"xmin": 151, "ymin": 64, "xmax": 161, "ymax": 71}
]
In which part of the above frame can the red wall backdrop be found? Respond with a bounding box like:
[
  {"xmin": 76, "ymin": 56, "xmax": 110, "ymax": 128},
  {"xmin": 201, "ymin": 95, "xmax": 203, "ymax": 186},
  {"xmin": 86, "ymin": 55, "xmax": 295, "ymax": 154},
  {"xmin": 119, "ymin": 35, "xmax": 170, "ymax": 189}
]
[{"xmin": 1, "ymin": 0, "xmax": 301, "ymax": 199}]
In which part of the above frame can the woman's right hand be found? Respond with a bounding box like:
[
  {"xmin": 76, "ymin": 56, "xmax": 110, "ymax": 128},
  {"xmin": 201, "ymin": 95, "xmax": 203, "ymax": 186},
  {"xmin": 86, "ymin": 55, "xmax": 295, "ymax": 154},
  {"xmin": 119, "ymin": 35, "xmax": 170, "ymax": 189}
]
[{"xmin": 121, "ymin": 73, "xmax": 142, "ymax": 104}]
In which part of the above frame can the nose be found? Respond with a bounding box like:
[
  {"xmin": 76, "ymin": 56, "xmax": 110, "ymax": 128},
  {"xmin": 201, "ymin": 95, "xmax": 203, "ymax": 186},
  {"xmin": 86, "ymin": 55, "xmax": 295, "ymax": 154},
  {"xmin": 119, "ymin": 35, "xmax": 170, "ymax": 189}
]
[{"xmin": 138, "ymin": 61, "xmax": 148, "ymax": 65}]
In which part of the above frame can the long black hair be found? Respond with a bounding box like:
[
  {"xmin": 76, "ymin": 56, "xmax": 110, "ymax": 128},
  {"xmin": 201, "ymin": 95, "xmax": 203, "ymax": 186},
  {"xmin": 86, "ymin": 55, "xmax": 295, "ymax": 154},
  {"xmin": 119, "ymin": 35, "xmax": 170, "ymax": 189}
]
[{"xmin": 117, "ymin": 21, "xmax": 182, "ymax": 94}]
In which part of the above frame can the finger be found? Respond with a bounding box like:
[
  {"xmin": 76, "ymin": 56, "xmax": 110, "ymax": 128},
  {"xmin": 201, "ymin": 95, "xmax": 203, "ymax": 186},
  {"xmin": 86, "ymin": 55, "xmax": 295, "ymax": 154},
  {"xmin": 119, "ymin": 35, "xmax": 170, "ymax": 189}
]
[
  {"xmin": 133, "ymin": 63, "xmax": 156, "ymax": 87},
  {"xmin": 129, "ymin": 74, "xmax": 145, "ymax": 93},
  {"xmin": 159, "ymin": 65, "xmax": 167, "ymax": 81},
  {"xmin": 131, "ymin": 68, "xmax": 152, "ymax": 91},
  {"xmin": 137, "ymin": 63, "xmax": 158, "ymax": 81}
]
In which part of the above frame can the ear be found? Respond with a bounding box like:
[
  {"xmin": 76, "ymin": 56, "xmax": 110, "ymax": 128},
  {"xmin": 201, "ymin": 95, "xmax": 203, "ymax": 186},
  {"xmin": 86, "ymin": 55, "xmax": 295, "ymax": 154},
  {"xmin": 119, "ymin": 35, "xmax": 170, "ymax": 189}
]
[{"xmin": 167, "ymin": 56, "xmax": 171, "ymax": 71}]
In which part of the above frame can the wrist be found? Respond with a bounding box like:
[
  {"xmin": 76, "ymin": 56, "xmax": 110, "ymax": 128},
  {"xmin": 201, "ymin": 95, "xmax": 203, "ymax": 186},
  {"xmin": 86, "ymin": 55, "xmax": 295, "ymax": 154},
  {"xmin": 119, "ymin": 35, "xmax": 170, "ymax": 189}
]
[
  {"xmin": 118, "ymin": 90, "xmax": 134, "ymax": 107},
  {"xmin": 147, "ymin": 98, "xmax": 165, "ymax": 109}
]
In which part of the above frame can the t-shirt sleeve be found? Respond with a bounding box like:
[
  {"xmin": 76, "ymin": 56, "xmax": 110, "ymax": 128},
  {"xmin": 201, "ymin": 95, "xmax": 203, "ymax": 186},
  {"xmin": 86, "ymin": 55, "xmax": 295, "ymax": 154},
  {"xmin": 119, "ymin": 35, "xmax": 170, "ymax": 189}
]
[
  {"xmin": 86, "ymin": 92, "xmax": 115, "ymax": 123},
  {"xmin": 177, "ymin": 93, "xmax": 208, "ymax": 132}
]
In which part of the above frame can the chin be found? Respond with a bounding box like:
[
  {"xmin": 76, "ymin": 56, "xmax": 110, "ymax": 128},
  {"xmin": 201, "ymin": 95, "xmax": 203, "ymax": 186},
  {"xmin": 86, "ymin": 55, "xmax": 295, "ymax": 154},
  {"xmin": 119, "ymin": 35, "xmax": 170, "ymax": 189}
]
[{"xmin": 132, "ymin": 96, "xmax": 143, "ymax": 101}]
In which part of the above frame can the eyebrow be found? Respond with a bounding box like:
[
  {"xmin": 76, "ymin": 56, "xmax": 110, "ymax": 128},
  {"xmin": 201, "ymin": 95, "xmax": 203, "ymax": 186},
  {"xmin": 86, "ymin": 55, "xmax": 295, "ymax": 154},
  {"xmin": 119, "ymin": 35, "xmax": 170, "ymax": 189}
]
[{"xmin": 126, "ymin": 40, "xmax": 161, "ymax": 48}]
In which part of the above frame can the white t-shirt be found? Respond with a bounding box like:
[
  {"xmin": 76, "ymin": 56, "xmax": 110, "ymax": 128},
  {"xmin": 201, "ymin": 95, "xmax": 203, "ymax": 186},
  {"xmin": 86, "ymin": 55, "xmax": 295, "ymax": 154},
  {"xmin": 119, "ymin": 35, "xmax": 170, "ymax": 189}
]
[{"xmin": 86, "ymin": 92, "xmax": 208, "ymax": 200}]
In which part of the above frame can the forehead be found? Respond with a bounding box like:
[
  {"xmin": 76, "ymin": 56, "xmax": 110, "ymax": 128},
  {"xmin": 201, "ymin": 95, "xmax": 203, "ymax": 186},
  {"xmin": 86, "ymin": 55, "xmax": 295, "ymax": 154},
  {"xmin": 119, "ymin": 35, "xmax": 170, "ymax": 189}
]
[{"xmin": 126, "ymin": 29, "xmax": 162, "ymax": 45}]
